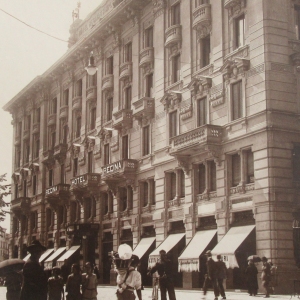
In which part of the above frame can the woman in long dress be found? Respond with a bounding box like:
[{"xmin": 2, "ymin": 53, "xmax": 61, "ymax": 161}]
[
  {"xmin": 245, "ymin": 259, "xmax": 258, "ymax": 296},
  {"xmin": 66, "ymin": 264, "xmax": 82, "ymax": 300}
]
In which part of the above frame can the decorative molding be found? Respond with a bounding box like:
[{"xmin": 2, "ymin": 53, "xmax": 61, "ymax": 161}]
[
  {"xmin": 152, "ymin": 0, "xmax": 165, "ymax": 19},
  {"xmin": 179, "ymin": 100, "xmax": 193, "ymax": 121},
  {"xmin": 224, "ymin": 0, "xmax": 247, "ymax": 19},
  {"xmin": 160, "ymin": 91, "xmax": 182, "ymax": 112}
]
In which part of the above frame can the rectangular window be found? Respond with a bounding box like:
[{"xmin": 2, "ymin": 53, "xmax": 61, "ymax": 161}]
[
  {"xmin": 171, "ymin": 3, "xmax": 180, "ymax": 25},
  {"xmin": 106, "ymin": 56, "xmax": 114, "ymax": 75},
  {"xmin": 88, "ymin": 74, "xmax": 97, "ymax": 87},
  {"xmin": 145, "ymin": 73, "xmax": 153, "ymax": 97},
  {"xmin": 179, "ymin": 169, "xmax": 185, "ymax": 198},
  {"xmin": 88, "ymin": 151, "xmax": 93, "ymax": 173},
  {"xmin": 17, "ymin": 121, "xmax": 22, "ymax": 138},
  {"xmin": 49, "ymin": 169, "xmax": 53, "ymax": 187},
  {"xmin": 232, "ymin": 81, "xmax": 243, "ymax": 120},
  {"xmin": 246, "ymin": 150, "xmax": 254, "ymax": 183},
  {"xmin": 33, "ymin": 137, "xmax": 39, "ymax": 159},
  {"xmin": 172, "ymin": 54, "xmax": 181, "ymax": 83},
  {"xmin": 198, "ymin": 164, "xmax": 206, "ymax": 194},
  {"xmin": 34, "ymin": 108, "xmax": 41, "ymax": 123},
  {"xmin": 122, "ymin": 135, "xmax": 129, "ymax": 159},
  {"xmin": 73, "ymin": 158, "xmax": 78, "ymax": 177},
  {"xmin": 23, "ymin": 180, "xmax": 27, "ymax": 197},
  {"xmin": 145, "ymin": 26, "xmax": 153, "ymax": 48},
  {"xmin": 25, "ymin": 115, "xmax": 31, "ymax": 131},
  {"xmin": 170, "ymin": 172, "xmax": 176, "ymax": 200},
  {"xmin": 201, "ymin": 35, "xmax": 210, "ymax": 68},
  {"xmin": 76, "ymin": 116, "xmax": 81, "ymax": 138},
  {"xmin": 60, "ymin": 164, "xmax": 65, "ymax": 183},
  {"xmin": 15, "ymin": 146, "xmax": 21, "ymax": 168},
  {"xmin": 62, "ymin": 125, "xmax": 68, "ymax": 144},
  {"xmin": 124, "ymin": 42, "xmax": 132, "ymax": 62},
  {"xmin": 104, "ymin": 144, "xmax": 110, "ymax": 165},
  {"xmin": 232, "ymin": 154, "xmax": 241, "ymax": 187},
  {"xmin": 151, "ymin": 179, "xmax": 156, "ymax": 204},
  {"xmin": 142, "ymin": 182, "xmax": 149, "ymax": 207},
  {"xmin": 50, "ymin": 98, "xmax": 57, "ymax": 114},
  {"xmin": 124, "ymin": 86, "xmax": 132, "ymax": 109},
  {"xmin": 51, "ymin": 130, "xmax": 56, "ymax": 149},
  {"xmin": 75, "ymin": 79, "xmax": 82, "ymax": 97},
  {"xmin": 169, "ymin": 111, "xmax": 177, "ymax": 139},
  {"xmin": 90, "ymin": 107, "xmax": 96, "ymax": 130},
  {"xmin": 24, "ymin": 142, "xmax": 30, "ymax": 163},
  {"xmin": 63, "ymin": 89, "xmax": 69, "ymax": 106},
  {"xmin": 209, "ymin": 161, "xmax": 217, "ymax": 192},
  {"xmin": 142, "ymin": 126, "xmax": 150, "ymax": 156},
  {"xmin": 106, "ymin": 98, "xmax": 113, "ymax": 122},
  {"xmin": 197, "ymin": 97, "xmax": 207, "ymax": 127},
  {"xmin": 235, "ymin": 14, "xmax": 245, "ymax": 49},
  {"xmin": 33, "ymin": 175, "xmax": 37, "ymax": 196}
]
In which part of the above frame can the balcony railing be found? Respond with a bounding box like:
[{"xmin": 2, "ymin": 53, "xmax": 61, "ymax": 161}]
[
  {"xmin": 32, "ymin": 122, "xmax": 40, "ymax": 134},
  {"xmin": 72, "ymin": 96, "xmax": 82, "ymax": 111},
  {"xmin": 11, "ymin": 197, "xmax": 31, "ymax": 212},
  {"xmin": 23, "ymin": 129, "xmax": 30, "ymax": 140},
  {"xmin": 169, "ymin": 124, "xmax": 223, "ymax": 156},
  {"xmin": 45, "ymin": 184, "xmax": 70, "ymax": 199},
  {"xmin": 165, "ymin": 25, "xmax": 182, "ymax": 48},
  {"xmin": 102, "ymin": 159, "xmax": 138, "ymax": 181},
  {"xmin": 139, "ymin": 47, "xmax": 154, "ymax": 69},
  {"xmin": 119, "ymin": 62, "xmax": 132, "ymax": 81},
  {"xmin": 48, "ymin": 114, "xmax": 57, "ymax": 126},
  {"xmin": 102, "ymin": 74, "xmax": 114, "ymax": 92},
  {"xmin": 132, "ymin": 97, "xmax": 155, "ymax": 121},
  {"xmin": 70, "ymin": 173, "xmax": 101, "ymax": 191},
  {"xmin": 59, "ymin": 105, "xmax": 69, "ymax": 119},
  {"xmin": 192, "ymin": 3, "xmax": 211, "ymax": 32},
  {"xmin": 113, "ymin": 109, "xmax": 133, "ymax": 130},
  {"xmin": 86, "ymin": 86, "xmax": 97, "ymax": 102}
]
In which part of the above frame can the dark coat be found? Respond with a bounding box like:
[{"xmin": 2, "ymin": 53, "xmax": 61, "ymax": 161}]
[
  {"xmin": 215, "ymin": 260, "xmax": 227, "ymax": 279},
  {"xmin": 150, "ymin": 259, "xmax": 174, "ymax": 282},
  {"xmin": 206, "ymin": 257, "xmax": 217, "ymax": 279},
  {"xmin": 245, "ymin": 264, "xmax": 258, "ymax": 291},
  {"xmin": 20, "ymin": 259, "xmax": 48, "ymax": 300}
]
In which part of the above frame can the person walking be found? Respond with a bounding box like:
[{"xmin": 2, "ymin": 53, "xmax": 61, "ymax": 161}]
[
  {"xmin": 202, "ymin": 251, "xmax": 219, "ymax": 300},
  {"xmin": 82, "ymin": 262, "xmax": 98, "ymax": 300},
  {"xmin": 47, "ymin": 266, "xmax": 64, "ymax": 300},
  {"xmin": 215, "ymin": 255, "xmax": 227, "ymax": 299},
  {"xmin": 148, "ymin": 249, "xmax": 176, "ymax": 300},
  {"xmin": 245, "ymin": 259, "xmax": 258, "ymax": 296},
  {"xmin": 20, "ymin": 240, "xmax": 48, "ymax": 300},
  {"xmin": 66, "ymin": 264, "xmax": 82, "ymax": 300},
  {"xmin": 269, "ymin": 262, "xmax": 277, "ymax": 294},
  {"xmin": 261, "ymin": 256, "xmax": 271, "ymax": 298}
]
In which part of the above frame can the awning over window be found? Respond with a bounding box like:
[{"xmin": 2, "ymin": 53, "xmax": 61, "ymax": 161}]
[
  {"xmin": 211, "ymin": 225, "xmax": 255, "ymax": 268},
  {"xmin": 56, "ymin": 246, "xmax": 81, "ymax": 268},
  {"xmin": 44, "ymin": 247, "xmax": 66, "ymax": 270},
  {"xmin": 133, "ymin": 237, "xmax": 155, "ymax": 259},
  {"xmin": 39, "ymin": 248, "xmax": 54, "ymax": 263},
  {"xmin": 178, "ymin": 229, "xmax": 217, "ymax": 272},
  {"xmin": 148, "ymin": 233, "xmax": 185, "ymax": 268},
  {"xmin": 23, "ymin": 253, "xmax": 31, "ymax": 261}
]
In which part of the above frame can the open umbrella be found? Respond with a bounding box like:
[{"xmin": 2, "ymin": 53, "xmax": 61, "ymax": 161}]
[
  {"xmin": 0, "ymin": 259, "xmax": 25, "ymax": 277},
  {"xmin": 247, "ymin": 255, "xmax": 261, "ymax": 263}
]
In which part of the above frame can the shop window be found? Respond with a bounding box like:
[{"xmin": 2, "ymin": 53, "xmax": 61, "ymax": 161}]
[
  {"xmin": 122, "ymin": 135, "xmax": 129, "ymax": 159},
  {"xmin": 145, "ymin": 73, "xmax": 153, "ymax": 97},
  {"xmin": 197, "ymin": 97, "xmax": 207, "ymax": 127},
  {"xmin": 106, "ymin": 56, "xmax": 114, "ymax": 75},
  {"xmin": 106, "ymin": 98, "xmax": 113, "ymax": 122},
  {"xmin": 142, "ymin": 125, "xmax": 150, "ymax": 156},
  {"xmin": 104, "ymin": 144, "xmax": 110, "ymax": 165},
  {"xmin": 198, "ymin": 163, "xmax": 206, "ymax": 194},
  {"xmin": 198, "ymin": 215, "xmax": 217, "ymax": 230},
  {"xmin": 234, "ymin": 14, "xmax": 245, "ymax": 49},
  {"xmin": 73, "ymin": 158, "xmax": 78, "ymax": 177},
  {"xmin": 169, "ymin": 220, "xmax": 185, "ymax": 234},
  {"xmin": 293, "ymin": 146, "xmax": 300, "ymax": 181},
  {"xmin": 75, "ymin": 79, "xmax": 82, "ymax": 97},
  {"xmin": 171, "ymin": 2, "xmax": 180, "ymax": 26},
  {"xmin": 145, "ymin": 26, "xmax": 153, "ymax": 48},
  {"xmin": 246, "ymin": 150, "xmax": 254, "ymax": 184},
  {"xmin": 142, "ymin": 225, "xmax": 156, "ymax": 237},
  {"xmin": 172, "ymin": 54, "xmax": 181, "ymax": 83},
  {"xmin": 232, "ymin": 80, "xmax": 243, "ymax": 121},
  {"xmin": 232, "ymin": 210, "xmax": 255, "ymax": 226},
  {"xmin": 200, "ymin": 35, "xmax": 210, "ymax": 68},
  {"xmin": 87, "ymin": 151, "xmax": 93, "ymax": 173},
  {"xmin": 124, "ymin": 42, "xmax": 132, "ymax": 63},
  {"xmin": 169, "ymin": 110, "xmax": 177, "ymax": 139},
  {"xmin": 124, "ymin": 86, "xmax": 132, "ymax": 109},
  {"xmin": 232, "ymin": 154, "xmax": 241, "ymax": 187},
  {"xmin": 63, "ymin": 89, "xmax": 69, "ymax": 106}
]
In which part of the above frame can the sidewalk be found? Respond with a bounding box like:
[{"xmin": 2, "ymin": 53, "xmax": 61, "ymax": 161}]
[{"xmin": 97, "ymin": 285, "xmax": 294, "ymax": 300}]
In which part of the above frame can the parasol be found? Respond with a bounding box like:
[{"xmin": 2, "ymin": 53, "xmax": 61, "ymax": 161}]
[
  {"xmin": 0, "ymin": 259, "xmax": 25, "ymax": 277},
  {"xmin": 247, "ymin": 255, "xmax": 261, "ymax": 263}
]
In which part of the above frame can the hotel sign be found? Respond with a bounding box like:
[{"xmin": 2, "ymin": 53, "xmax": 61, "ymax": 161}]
[
  {"xmin": 46, "ymin": 186, "xmax": 58, "ymax": 196},
  {"xmin": 102, "ymin": 161, "xmax": 123, "ymax": 175},
  {"xmin": 71, "ymin": 175, "xmax": 86, "ymax": 186}
]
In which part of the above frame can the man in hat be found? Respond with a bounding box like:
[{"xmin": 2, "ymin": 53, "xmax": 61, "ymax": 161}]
[
  {"xmin": 215, "ymin": 255, "xmax": 227, "ymax": 299},
  {"xmin": 20, "ymin": 240, "xmax": 48, "ymax": 300},
  {"xmin": 261, "ymin": 256, "xmax": 271, "ymax": 298},
  {"xmin": 202, "ymin": 250, "xmax": 219, "ymax": 300},
  {"xmin": 148, "ymin": 249, "xmax": 176, "ymax": 300}
]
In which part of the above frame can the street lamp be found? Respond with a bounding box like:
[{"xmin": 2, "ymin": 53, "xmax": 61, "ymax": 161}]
[{"xmin": 85, "ymin": 51, "xmax": 98, "ymax": 76}]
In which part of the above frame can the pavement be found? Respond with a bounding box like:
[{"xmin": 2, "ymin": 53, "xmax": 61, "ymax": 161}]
[{"xmin": 0, "ymin": 285, "xmax": 295, "ymax": 299}]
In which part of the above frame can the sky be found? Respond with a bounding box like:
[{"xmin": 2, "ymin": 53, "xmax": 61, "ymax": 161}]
[{"xmin": 0, "ymin": 0, "xmax": 102, "ymax": 232}]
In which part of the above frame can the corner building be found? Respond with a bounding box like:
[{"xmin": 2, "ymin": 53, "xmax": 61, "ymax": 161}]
[{"xmin": 3, "ymin": 0, "xmax": 300, "ymax": 293}]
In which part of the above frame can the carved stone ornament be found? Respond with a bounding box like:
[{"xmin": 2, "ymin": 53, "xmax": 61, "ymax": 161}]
[
  {"xmin": 125, "ymin": 7, "xmax": 140, "ymax": 27},
  {"xmin": 187, "ymin": 76, "xmax": 212, "ymax": 97},
  {"xmin": 220, "ymin": 57, "xmax": 250, "ymax": 84},
  {"xmin": 12, "ymin": 172, "xmax": 21, "ymax": 184},
  {"xmin": 98, "ymin": 127, "xmax": 112, "ymax": 142},
  {"xmin": 160, "ymin": 91, "xmax": 182, "ymax": 111},
  {"xmin": 78, "ymin": 152, "xmax": 85, "ymax": 166},
  {"xmin": 205, "ymin": 145, "xmax": 222, "ymax": 166},
  {"xmin": 29, "ymin": 163, "xmax": 39, "ymax": 175},
  {"xmin": 176, "ymin": 155, "xmax": 190, "ymax": 175},
  {"xmin": 111, "ymin": 136, "xmax": 119, "ymax": 152},
  {"xmin": 152, "ymin": 0, "xmax": 165, "ymax": 18},
  {"xmin": 224, "ymin": 0, "xmax": 246, "ymax": 19},
  {"xmin": 83, "ymin": 136, "xmax": 96, "ymax": 152},
  {"xmin": 179, "ymin": 100, "xmax": 193, "ymax": 121},
  {"xmin": 71, "ymin": 144, "xmax": 81, "ymax": 159}
]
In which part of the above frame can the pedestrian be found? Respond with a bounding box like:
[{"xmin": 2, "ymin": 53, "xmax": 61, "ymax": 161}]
[
  {"xmin": 269, "ymin": 262, "xmax": 277, "ymax": 294},
  {"xmin": 82, "ymin": 262, "xmax": 98, "ymax": 300},
  {"xmin": 93, "ymin": 264, "xmax": 100, "ymax": 281},
  {"xmin": 113, "ymin": 244, "xmax": 142, "ymax": 300},
  {"xmin": 215, "ymin": 255, "xmax": 227, "ymax": 299},
  {"xmin": 245, "ymin": 259, "xmax": 258, "ymax": 296},
  {"xmin": 20, "ymin": 240, "xmax": 48, "ymax": 300},
  {"xmin": 66, "ymin": 263, "xmax": 82, "ymax": 300},
  {"xmin": 261, "ymin": 256, "xmax": 271, "ymax": 298},
  {"xmin": 48, "ymin": 266, "xmax": 64, "ymax": 300},
  {"xmin": 202, "ymin": 250, "xmax": 219, "ymax": 300},
  {"xmin": 61, "ymin": 259, "xmax": 71, "ymax": 284},
  {"xmin": 5, "ymin": 271, "xmax": 22, "ymax": 300},
  {"xmin": 148, "ymin": 249, "xmax": 176, "ymax": 300}
]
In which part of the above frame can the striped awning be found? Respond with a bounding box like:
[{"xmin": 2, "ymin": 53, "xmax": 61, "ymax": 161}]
[{"xmin": 133, "ymin": 237, "xmax": 155, "ymax": 259}]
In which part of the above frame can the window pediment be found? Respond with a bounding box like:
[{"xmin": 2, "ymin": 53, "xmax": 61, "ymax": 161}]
[
  {"xmin": 160, "ymin": 91, "xmax": 182, "ymax": 111},
  {"xmin": 220, "ymin": 58, "xmax": 250, "ymax": 84}
]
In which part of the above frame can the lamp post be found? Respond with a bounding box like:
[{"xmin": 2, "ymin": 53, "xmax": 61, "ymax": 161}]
[{"xmin": 85, "ymin": 51, "xmax": 98, "ymax": 76}]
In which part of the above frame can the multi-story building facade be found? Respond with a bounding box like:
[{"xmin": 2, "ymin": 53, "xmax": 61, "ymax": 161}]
[
  {"xmin": 3, "ymin": 0, "xmax": 300, "ymax": 293},
  {"xmin": 0, "ymin": 229, "xmax": 10, "ymax": 262}
]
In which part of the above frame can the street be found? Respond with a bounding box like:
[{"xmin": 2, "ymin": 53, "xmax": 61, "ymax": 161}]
[{"xmin": 0, "ymin": 285, "xmax": 294, "ymax": 300}]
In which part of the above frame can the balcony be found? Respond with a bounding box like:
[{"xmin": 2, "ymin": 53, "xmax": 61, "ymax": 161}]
[
  {"xmin": 192, "ymin": 3, "xmax": 211, "ymax": 37},
  {"xmin": 32, "ymin": 122, "xmax": 40, "ymax": 134},
  {"xmin": 102, "ymin": 159, "xmax": 138, "ymax": 182},
  {"xmin": 48, "ymin": 114, "xmax": 57, "ymax": 126},
  {"xmin": 72, "ymin": 96, "xmax": 82, "ymax": 111},
  {"xmin": 169, "ymin": 124, "xmax": 223, "ymax": 156},
  {"xmin": 42, "ymin": 149, "xmax": 55, "ymax": 167},
  {"xmin": 23, "ymin": 129, "xmax": 30, "ymax": 140},
  {"xmin": 132, "ymin": 97, "xmax": 155, "ymax": 124},
  {"xmin": 45, "ymin": 184, "xmax": 70, "ymax": 203},
  {"xmin": 70, "ymin": 173, "xmax": 101, "ymax": 194},
  {"xmin": 86, "ymin": 86, "xmax": 97, "ymax": 102},
  {"xmin": 11, "ymin": 197, "xmax": 31, "ymax": 215},
  {"xmin": 119, "ymin": 62, "xmax": 132, "ymax": 82},
  {"xmin": 102, "ymin": 74, "xmax": 114, "ymax": 92},
  {"xmin": 54, "ymin": 143, "xmax": 68, "ymax": 163},
  {"xmin": 139, "ymin": 47, "xmax": 154, "ymax": 69},
  {"xmin": 112, "ymin": 109, "xmax": 133, "ymax": 130},
  {"xmin": 224, "ymin": 0, "xmax": 242, "ymax": 9},
  {"xmin": 165, "ymin": 25, "xmax": 182, "ymax": 49},
  {"xmin": 59, "ymin": 105, "xmax": 69, "ymax": 120}
]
